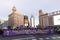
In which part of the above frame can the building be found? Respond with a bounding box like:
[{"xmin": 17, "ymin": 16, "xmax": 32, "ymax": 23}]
[
  {"xmin": 8, "ymin": 6, "xmax": 24, "ymax": 29},
  {"xmin": 39, "ymin": 10, "xmax": 54, "ymax": 28},
  {"xmin": 39, "ymin": 9, "xmax": 60, "ymax": 28},
  {"xmin": 30, "ymin": 14, "xmax": 35, "ymax": 28},
  {"xmin": 24, "ymin": 15, "xmax": 29, "ymax": 28},
  {"xmin": 0, "ymin": 19, "xmax": 5, "ymax": 25},
  {"xmin": 1, "ymin": 21, "xmax": 8, "ymax": 29},
  {"xmin": 0, "ymin": 19, "xmax": 8, "ymax": 29},
  {"xmin": 0, "ymin": 19, "xmax": 5, "ymax": 29}
]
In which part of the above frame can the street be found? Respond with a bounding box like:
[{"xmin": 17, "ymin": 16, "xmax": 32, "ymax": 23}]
[{"xmin": 0, "ymin": 34, "xmax": 60, "ymax": 40}]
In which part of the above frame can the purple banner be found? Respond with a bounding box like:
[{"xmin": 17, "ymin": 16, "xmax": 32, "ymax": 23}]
[{"xmin": 3, "ymin": 28, "xmax": 54, "ymax": 36}]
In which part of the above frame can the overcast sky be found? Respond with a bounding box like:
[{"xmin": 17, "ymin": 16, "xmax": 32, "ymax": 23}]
[{"xmin": 0, "ymin": 0, "xmax": 60, "ymax": 26}]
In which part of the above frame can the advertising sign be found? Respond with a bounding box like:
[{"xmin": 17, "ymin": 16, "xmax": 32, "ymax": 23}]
[{"xmin": 54, "ymin": 15, "xmax": 60, "ymax": 25}]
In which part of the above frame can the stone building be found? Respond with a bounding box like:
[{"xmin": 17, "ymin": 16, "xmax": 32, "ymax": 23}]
[
  {"xmin": 39, "ymin": 10, "xmax": 54, "ymax": 28},
  {"xmin": 8, "ymin": 6, "xmax": 24, "ymax": 29}
]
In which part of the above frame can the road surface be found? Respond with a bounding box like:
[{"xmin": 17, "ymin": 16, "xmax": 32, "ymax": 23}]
[{"xmin": 0, "ymin": 34, "xmax": 60, "ymax": 40}]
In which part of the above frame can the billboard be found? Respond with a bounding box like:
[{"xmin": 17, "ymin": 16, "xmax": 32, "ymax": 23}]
[
  {"xmin": 24, "ymin": 15, "xmax": 28, "ymax": 27},
  {"xmin": 53, "ymin": 15, "xmax": 60, "ymax": 25}
]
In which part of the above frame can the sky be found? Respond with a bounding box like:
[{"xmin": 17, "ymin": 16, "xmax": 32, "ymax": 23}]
[{"xmin": 0, "ymin": 0, "xmax": 60, "ymax": 26}]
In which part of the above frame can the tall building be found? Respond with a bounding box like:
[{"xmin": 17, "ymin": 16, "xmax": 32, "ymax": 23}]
[
  {"xmin": 39, "ymin": 10, "xmax": 54, "ymax": 28},
  {"xmin": 8, "ymin": 6, "xmax": 24, "ymax": 29},
  {"xmin": 24, "ymin": 15, "xmax": 29, "ymax": 28},
  {"xmin": 30, "ymin": 14, "xmax": 35, "ymax": 28},
  {"xmin": 39, "ymin": 10, "xmax": 49, "ymax": 28}
]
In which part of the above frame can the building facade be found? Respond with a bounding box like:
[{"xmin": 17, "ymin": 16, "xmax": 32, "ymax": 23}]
[
  {"xmin": 30, "ymin": 14, "xmax": 35, "ymax": 28},
  {"xmin": 0, "ymin": 19, "xmax": 8, "ymax": 29},
  {"xmin": 24, "ymin": 15, "xmax": 29, "ymax": 28},
  {"xmin": 39, "ymin": 10, "xmax": 54, "ymax": 28},
  {"xmin": 8, "ymin": 6, "xmax": 24, "ymax": 29}
]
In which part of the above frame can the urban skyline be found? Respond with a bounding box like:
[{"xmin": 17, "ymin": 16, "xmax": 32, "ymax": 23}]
[
  {"xmin": 0, "ymin": 0, "xmax": 60, "ymax": 40},
  {"xmin": 0, "ymin": 0, "xmax": 60, "ymax": 26}
]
